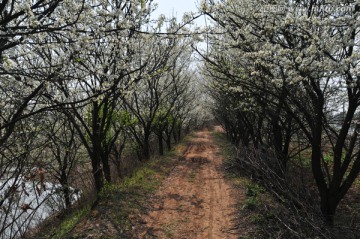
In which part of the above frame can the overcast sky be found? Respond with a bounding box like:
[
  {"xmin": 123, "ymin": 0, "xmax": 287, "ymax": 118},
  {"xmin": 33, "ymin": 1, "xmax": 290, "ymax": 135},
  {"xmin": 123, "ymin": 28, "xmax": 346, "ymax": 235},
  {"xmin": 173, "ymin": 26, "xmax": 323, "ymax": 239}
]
[
  {"xmin": 151, "ymin": 0, "xmax": 208, "ymax": 51},
  {"xmin": 152, "ymin": 0, "xmax": 200, "ymax": 21}
]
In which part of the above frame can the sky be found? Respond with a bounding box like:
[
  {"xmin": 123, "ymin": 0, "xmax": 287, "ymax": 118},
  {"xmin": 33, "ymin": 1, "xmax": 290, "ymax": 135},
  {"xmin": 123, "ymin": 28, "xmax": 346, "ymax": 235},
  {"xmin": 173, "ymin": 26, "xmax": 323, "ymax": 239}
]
[
  {"xmin": 151, "ymin": 0, "xmax": 209, "ymax": 54},
  {"xmin": 151, "ymin": 0, "xmax": 207, "ymax": 27},
  {"xmin": 152, "ymin": 0, "xmax": 200, "ymax": 19}
]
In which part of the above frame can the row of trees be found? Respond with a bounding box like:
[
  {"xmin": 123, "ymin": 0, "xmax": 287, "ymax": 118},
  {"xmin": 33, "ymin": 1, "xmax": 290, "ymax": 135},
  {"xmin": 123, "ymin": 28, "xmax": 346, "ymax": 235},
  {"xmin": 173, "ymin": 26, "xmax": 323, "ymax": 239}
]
[
  {"xmin": 201, "ymin": 0, "xmax": 359, "ymax": 226},
  {"xmin": 0, "ymin": 0, "xmax": 201, "ymax": 238}
]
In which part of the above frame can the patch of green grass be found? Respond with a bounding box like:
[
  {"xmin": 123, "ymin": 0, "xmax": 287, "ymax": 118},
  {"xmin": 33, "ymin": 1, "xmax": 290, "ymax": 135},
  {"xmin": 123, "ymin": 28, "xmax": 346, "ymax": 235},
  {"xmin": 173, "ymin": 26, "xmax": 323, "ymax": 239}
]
[
  {"xmin": 354, "ymin": 178, "xmax": 360, "ymax": 188},
  {"xmin": 242, "ymin": 182, "xmax": 266, "ymax": 211},
  {"xmin": 245, "ymin": 182, "xmax": 265, "ymax": 197},
  {"xmin": 122, "ymin": 168, "xmax": 158, "ymax": 191},
  {"xmin": 243, "ymin": 196, "xmax": 258, "ymax": 210},
  {"xmin": 66, "ymin": 137, "xmax": 190, "ymax": 237},
  {"xmin": 36, "ymin": 133, "xmax": 195, "ymax": 239},
  {"xmin": 296, "ymin": 149, "xmax": 348, "ymax": 168},
  {"xmin": 48, "ymin": 205, "xmax": 91, "ymax": 239},
  {"xmin": 99, "ymin": 160, "xmax": 164, "ymax": 199},
  {"xmin": 94, "ymin": 161, "xmax": 167, "ymax": 234},
  {"xmin": 296, "ymin": 154, "xmax": 311, "ymax": 167},
  {"xmin": 232, "ymin": 177, "xmax": 247, "ymax": 186},
  {"xmin": 249, "ymin": 213, "xmax": 263, "ymax": 224},
  {"xmin": 211, "ymin": 131, "xmax": 237, "ymax": 161},
  {"xmin": 323, "ymin": 152, "xmax": 333, "ymax": 163}
]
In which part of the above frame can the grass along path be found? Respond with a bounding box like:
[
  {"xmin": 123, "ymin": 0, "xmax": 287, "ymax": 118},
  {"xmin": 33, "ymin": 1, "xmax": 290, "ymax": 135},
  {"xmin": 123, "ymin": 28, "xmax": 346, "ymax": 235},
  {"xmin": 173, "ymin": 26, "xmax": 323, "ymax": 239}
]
[
  {"xmin": 44, "ymin": 127, "xmax": 258, "ymax": 238},
  {"xmin": 42, "ymin": 135, "xmax": 189, "ymax": 239}
]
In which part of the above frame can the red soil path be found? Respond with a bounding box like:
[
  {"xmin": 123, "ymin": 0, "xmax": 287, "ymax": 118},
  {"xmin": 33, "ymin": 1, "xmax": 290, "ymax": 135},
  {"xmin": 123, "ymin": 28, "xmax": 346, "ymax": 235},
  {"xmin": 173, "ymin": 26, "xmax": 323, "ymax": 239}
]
[{"xmin": 135, "ymin": 129, "xmax": 239, "ymax": 239}]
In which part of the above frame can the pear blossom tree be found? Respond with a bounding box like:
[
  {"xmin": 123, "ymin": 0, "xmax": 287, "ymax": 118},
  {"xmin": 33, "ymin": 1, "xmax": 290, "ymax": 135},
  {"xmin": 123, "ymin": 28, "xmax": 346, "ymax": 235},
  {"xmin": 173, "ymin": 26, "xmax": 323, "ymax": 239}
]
[
  {"xmin": 0, "ymin": 0, "xmax": 86, "ymax": 136},
  {"xmin": 0, "ymin": 1, "xmax": 86, "ymax": 238},
  {"xmin": 0, "ymin": 112, "xmax": 80, "ymax": 239},
  {"xmin": 41, "ymin": 111, "xmax": 81, "ymax": 209},
  {"xmin": 122, "ymin": 24, "xmax": 197, "ymax": 160},
  {"xmin": 37, "ymin": 0, "xmax": 163, "ymax": 192},
  {"xmin": 152, "ymin": 44, "xmax": 196, "ymax": 155},
  {"xmin": 202, "ymin": 0, "xmax": 360, "ymax": 225},
  {"xmin": 0, "ymin": 116, "xmax": 40, "ymax": 239},
  {"xmin": 162, "ymin": 71, "xmax": 197, "ymax": 150},
  {"xmin": 0, "ymin": 0, "xmax": 210, "ymax": 238},
  {"xmin": 0, "ymin": 0, "xmax": 85, "ymax": 177}
]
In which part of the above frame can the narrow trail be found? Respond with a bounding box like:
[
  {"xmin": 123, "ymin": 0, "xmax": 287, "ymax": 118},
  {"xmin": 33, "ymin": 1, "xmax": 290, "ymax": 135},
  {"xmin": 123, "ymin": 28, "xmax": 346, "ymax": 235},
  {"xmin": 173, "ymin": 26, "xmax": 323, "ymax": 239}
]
[{"xmin": 135, "ymin": 129, "xmax": 239, "ymax": 239}]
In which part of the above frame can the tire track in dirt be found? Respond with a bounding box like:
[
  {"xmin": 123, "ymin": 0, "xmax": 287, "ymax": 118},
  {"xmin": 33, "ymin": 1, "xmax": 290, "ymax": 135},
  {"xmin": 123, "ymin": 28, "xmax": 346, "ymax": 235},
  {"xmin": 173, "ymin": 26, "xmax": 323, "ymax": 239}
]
[{"xmin": 134, "ymin": 129, "xmax": 239, "ymax": 239}]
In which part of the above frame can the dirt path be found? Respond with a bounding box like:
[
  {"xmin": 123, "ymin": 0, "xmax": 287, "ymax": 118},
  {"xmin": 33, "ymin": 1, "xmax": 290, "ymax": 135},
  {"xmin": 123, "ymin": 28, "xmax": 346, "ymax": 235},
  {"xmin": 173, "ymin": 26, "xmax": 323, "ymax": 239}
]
[{"xmin": 135, "ymin": 129, "xmax": 239, "ymax": 239}]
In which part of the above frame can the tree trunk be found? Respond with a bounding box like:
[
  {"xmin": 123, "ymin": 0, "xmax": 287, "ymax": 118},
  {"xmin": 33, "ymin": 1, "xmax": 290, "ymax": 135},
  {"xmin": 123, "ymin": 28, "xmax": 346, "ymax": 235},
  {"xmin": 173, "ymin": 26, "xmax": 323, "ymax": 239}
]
[
  {"xmin": 158, "ymin": 132, "xmax": 164, "ymax": 155},
  {"xmin": 173, "ymin": 130, "xmax": 178, "ymax": 144},
  {"xmin": 310, "ymin": 95, "xmax": 331, "ymax": 224},
  {"xmin": 255, "ymin": 117, "xmax": 264, "ymax": 147},
  {"xmin": 143, "ymin": 143, "xmax": 150, "ymax": 160},
  {"xmin": 177, "ymin": 126, "xmax": 181, "ymax": 141},
  {"xmin": 319, "ymin": 103, "xmax": 358, "ymax": 226},
  {"xmin": 112, "ymin": 142, "xmax": 125, "ymax": 178},
  {"xmin": 320, "ymin": 193, "xmax": 338, "ymax": 226},
  {"xmin": 114, "ymin": 158, "xmax": 122, "ymax": 179},
  {"xmin": 164, "ymin": 127, "xmax": 172, "ymax": 150},
  {"xmin": 142, "ymin": 131, "xmax": 151, "ymax": 160},
  {"xmin": 60, "ymin": 172, "xmax": 71, "ymax": 208},
  {"xmin": 91, "ymin": 102, "xmax": 105, "ymax": 192},
  {"xmin": 91, "ymin": 154, "xmax": 104, "ymax": 193},
  {"xmin": 165, "ymin": 136, "xmax": 171, "ymax": 150},
  {"xmin": 110, "ymin": 145, "xmax": 121, "ymax": 178},
  {"xmin": 101, "ymin": 152, "xmax": 112, "ymax": 183},
  {"xmin": 271, "ymin": 118, "xmax": 286, "ymax": 175}
]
